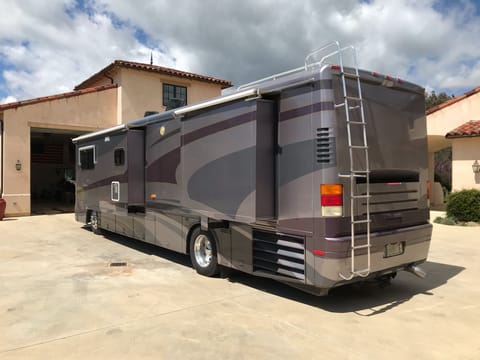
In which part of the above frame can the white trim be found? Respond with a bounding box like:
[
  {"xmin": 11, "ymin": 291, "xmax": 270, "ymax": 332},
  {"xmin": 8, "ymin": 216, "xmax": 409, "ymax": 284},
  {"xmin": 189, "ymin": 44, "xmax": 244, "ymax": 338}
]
[
  {"xmin": 173, "ymin": 88, "xmax": 258, "ymax": 116},
  {"xmin": 72, "ymin": 124, "xmax": 126, "ymax": 143},
  {"xmin": 1, "ymin": 193, "xmax": 30, "ymax": 197},
  {"xmin": 237, "ymin": 66, "xmax": 305, "ymax": 90},
  {"xmin": 78, "ymin": 145, "xmax": 97, "ymax": 166},
  {"xmin": 111, "ymin": 181, "xmax": 120, "ymax": 202}
]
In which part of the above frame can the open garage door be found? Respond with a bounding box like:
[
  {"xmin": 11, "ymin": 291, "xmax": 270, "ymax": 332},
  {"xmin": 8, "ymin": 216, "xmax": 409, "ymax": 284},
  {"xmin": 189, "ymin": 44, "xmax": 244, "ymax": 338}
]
[{"xmin": 31, "ymin": 128, "xmax": 86, "ymax": 215}]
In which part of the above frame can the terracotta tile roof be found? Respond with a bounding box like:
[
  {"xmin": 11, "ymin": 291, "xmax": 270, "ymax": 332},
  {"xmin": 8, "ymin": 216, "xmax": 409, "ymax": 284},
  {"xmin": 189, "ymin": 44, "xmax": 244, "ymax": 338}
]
[
  {"xmin": 0, "ymin": 84, "xmax": 118, "ymax": 111},
  {"xmin": 445, "ymin": 120, "xmax": 480, "ymax": 138},
  {"xmin": 75, "ymin": 60, "xmax": 232, "ymax": 90},
  {"xmin": 426, "ymin": 87, "xmax": 480, "ymax": 115}
]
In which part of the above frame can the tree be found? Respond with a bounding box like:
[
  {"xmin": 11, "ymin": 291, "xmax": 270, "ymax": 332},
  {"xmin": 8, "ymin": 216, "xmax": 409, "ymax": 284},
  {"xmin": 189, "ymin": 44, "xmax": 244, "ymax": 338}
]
[{"xmin": 425, "ymin": 91, "xmax": 455, "ymax": 110}]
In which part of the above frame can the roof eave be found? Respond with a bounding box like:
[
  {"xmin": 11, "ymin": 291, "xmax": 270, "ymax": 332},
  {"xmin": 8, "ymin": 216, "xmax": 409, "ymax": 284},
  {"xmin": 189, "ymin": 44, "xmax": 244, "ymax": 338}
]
[
  {"xmin": 74, "ymin": 63, "xmax": 117, "ymax": 90},
  {"xmin": 445, "ymin": 133, "xmax": 480, "ymax": 139},
  {"xmin": 74, "ymin": 60, "xmax": 232, "ymax": 90},
  {"xmin": 427, "ymin": 87, "xmax": 480, "ymax": 115},
  {"xmin": 0, "ymin": 84, "xmax": 118, "ymax": 111}
]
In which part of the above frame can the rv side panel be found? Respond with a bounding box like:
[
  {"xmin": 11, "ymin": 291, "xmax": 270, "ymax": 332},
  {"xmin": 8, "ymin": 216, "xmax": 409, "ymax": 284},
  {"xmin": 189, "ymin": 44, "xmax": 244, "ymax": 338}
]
[
  {"xmin": 231, "ymin": 223, "xmax": 253, "ymax": 273},
  {"xmin": 154, "ymin": 213, "xmax": 183, "ymax": 253},
  {"xmin": 145, "ymin": 117, "xmax": 182, "ymax": 205},
  {"xmin": 76, "ymin": 131, "xmax": 128, "ymax": 216},
  {"xmin": 181, "ymin": 100, "xmax": 257, "ymax": 222}
]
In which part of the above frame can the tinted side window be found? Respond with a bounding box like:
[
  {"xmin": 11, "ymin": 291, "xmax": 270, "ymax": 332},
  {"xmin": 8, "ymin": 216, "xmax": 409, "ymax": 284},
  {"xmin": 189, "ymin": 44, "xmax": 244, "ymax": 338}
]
[
  {"xmin": 114, "ymin": 148, "xmax": 125, "ymax": 166},
  {"xmin": 79, "ymin": 147, "xmax": 95, "ymax": 169}
]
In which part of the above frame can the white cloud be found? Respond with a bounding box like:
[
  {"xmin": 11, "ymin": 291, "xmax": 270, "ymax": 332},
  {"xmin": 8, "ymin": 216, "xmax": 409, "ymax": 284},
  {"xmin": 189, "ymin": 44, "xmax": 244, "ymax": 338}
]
[
  {"xmin": 1, "ymin": 0, "xmax": 480, "ymax": 102},
  {"xmin": 0, "ymin": 0, "xmax": 174, "ymax": 100},
  {"xmin": 0, "ymin": 95, "xmax": 17, "ymax": 105},
  {"xmin": 93, "ymin": 0, "xmax": 480, "ymax": 91}
]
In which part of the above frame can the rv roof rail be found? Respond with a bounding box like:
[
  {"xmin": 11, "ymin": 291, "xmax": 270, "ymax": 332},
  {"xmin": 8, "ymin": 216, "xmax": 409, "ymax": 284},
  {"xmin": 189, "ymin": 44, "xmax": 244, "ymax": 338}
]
[
  {"xmin": 305, "ymin": 41, "xmax": 340, "ymax": 68},
  {"xmin": 305, "ymin": 41, "xmax": 356, "ymax": 71},
  {"xmin": 237, "ymin": 66, "xmax": 306, "ymax": 91},
  {"xmin": 237, "ymin": 41, "xmax": 353, "ymax": 91},
  {"xmin": 174, "ymin": 88, "xmax": 259, "ymax": 116}
]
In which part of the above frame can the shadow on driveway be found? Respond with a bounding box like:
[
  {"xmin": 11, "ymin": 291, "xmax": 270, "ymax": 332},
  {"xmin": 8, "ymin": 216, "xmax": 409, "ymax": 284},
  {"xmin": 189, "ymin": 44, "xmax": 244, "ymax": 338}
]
[
  {"xmin": 92, "ymin": 227, "xmax": 464, "ymax": 315},
  {"xmin": 228, "ymin": 261, "xmax": 464, "ymax": 315}
]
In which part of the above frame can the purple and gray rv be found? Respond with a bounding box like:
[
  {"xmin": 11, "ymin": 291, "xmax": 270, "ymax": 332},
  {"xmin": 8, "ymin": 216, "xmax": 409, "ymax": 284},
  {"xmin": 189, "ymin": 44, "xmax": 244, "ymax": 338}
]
[{"xmin": 73, "ymin": 43, "xmax": 432, "ymax": 295}]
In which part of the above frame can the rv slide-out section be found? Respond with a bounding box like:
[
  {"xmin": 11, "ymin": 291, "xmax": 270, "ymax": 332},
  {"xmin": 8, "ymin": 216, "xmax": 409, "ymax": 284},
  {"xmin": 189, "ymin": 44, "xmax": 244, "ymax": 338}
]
[{"xmin": 73, "ymin": 47, "xmax": 431, "ymax": 296}]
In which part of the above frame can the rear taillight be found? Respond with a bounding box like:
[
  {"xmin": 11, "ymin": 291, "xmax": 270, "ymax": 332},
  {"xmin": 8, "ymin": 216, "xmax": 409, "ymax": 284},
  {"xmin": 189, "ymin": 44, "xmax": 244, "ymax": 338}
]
[{"xmin": 321, "ymin": 184, "xmax": 343, "ymax": 217}]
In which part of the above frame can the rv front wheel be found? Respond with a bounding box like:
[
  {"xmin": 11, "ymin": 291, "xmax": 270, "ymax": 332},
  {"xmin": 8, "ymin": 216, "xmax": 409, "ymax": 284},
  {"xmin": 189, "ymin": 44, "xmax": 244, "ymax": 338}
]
[
  {"xmin": 189, "ymin": 228, "xmax": 219, "ymax": 277},
  {"xmin": 90, "ymin": 211, "xmax": 102, "ymax": 235}
]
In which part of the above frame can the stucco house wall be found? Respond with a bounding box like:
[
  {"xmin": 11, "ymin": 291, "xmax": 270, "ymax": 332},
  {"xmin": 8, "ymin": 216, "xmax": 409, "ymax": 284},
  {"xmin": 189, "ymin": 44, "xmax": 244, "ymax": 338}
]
[
  {"xmin": 451, "ymin": 137, "xmax": 480, "ymax": 190},
  {"xmin": 1, "ymin": 87, "xmax": 118, "ymax": 216},
  {"xmin": 427, "ymin": 91, "xmax": 480, "ymax": 138},
  {"xmin": 118, "ymin": 68, "xmax": 222, "ymax": 122},
  {"xmin": 426, "ymin": 88, "xmax": 480, "ymax": 204}
]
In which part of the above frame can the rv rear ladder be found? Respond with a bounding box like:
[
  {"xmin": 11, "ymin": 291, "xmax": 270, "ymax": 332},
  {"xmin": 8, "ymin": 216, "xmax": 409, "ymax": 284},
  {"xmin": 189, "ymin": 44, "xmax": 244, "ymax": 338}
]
[
  {"xmin": 338, "ymin": 50, "xmax": 371, "ymax": 281},
  {"xmin": 306, "ymin": 42, "xmax": 372, "ymax": 281}
]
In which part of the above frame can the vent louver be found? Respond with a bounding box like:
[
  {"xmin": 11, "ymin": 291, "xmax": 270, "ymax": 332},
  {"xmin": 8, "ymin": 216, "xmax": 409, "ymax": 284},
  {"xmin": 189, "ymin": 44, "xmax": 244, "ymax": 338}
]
[
  {"xmin": 253, "ymin": 230, "xmax": 305, "ymax": 281},
  {"xmin": 316, "ymin": 127, "xmax": 335, "ymax": 164}
]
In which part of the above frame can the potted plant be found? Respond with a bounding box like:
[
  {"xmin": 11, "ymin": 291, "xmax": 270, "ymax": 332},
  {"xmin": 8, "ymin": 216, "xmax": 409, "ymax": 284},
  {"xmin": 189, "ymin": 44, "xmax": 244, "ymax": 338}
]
[{"xmin": 0, "ymin": 197, "xmax": 6, "ymax": 220}]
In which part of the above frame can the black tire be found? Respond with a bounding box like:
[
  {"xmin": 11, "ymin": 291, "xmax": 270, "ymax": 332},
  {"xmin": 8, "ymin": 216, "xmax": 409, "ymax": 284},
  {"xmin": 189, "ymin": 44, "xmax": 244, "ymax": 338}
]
[
  {"xmin": 89, "ymin": 211, "xmax": 102, "ymax": 235},
  {"xmin": 189, "ymin": 228, "xmax": 220, "ymax": 277}
]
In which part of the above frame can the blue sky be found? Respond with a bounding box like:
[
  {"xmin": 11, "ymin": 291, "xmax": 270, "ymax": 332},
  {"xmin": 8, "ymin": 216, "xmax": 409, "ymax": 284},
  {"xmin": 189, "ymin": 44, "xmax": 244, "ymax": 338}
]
[{"xmin": 2, "ymin": 0, "xmax": 480, "ymax": 104}]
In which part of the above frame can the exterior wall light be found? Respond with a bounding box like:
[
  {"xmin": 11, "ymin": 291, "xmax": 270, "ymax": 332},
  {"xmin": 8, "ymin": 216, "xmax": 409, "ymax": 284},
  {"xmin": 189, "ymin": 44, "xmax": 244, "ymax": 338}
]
[
  {"xmin": 15, "ymin": 160, "xmax": 21, "ymax": 171},
  {"xmin": 473, "ymin": 160, "xmax": 480, "ymax": 174}
]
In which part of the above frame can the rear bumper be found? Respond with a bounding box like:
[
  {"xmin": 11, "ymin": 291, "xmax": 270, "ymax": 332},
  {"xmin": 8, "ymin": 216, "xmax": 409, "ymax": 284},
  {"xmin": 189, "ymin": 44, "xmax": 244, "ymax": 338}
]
[{"xmin": 314, "ymin": 223, "xmax": 432, "ymax": 288}]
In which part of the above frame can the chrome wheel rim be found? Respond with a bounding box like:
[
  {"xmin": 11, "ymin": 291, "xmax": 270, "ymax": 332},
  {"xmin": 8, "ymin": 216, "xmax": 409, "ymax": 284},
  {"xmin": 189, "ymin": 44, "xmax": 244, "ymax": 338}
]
[{"xmin": 193, "ymin": 234, "xmax": 212, "ymax": 268}]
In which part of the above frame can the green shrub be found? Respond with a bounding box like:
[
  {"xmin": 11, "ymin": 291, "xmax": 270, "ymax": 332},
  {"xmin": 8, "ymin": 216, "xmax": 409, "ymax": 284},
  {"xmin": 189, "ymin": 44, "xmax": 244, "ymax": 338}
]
[
  {"xmin": 433, "ymin": 216, "xmax": 457, "ymax": 225},
  {"xmin": 446, "ymin": 189, "xmax": 480, "ymax": 222}
]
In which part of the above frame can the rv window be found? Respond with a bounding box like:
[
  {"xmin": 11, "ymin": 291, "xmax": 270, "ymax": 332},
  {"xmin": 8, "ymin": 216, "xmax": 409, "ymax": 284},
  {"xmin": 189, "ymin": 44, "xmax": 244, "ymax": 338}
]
[
  {"xmin": 163, "ymin": 83, "xmax": 187, "ymax": 107},
  {"xmin": 111, "ymin": 181, "xmax": 120, "ymax": 202},
  {"xmin": 79, "ymin": 146, "xmax": 95, "ymax": 170},
  {"xmin": 114, "ymin": 148, "xmax": 125, "ymax": 166}
]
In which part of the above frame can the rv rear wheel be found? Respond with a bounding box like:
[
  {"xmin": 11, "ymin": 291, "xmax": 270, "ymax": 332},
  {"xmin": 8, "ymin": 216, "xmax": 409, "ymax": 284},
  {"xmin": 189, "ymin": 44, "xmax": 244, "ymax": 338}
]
[
  {"xmin": 90, "ymin": 211, "xmax": 102, "ymax": 235},
  {"xmin": 189, "ymin": 228, "xmax": 219, "ymax": 277}
]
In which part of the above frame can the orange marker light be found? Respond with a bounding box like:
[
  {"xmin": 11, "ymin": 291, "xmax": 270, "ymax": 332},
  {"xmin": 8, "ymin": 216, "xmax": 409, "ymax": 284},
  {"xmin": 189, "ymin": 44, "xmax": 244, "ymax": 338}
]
[{"xmin": 321, "ymin": 184, "xmax": 342, "ymax": 195}]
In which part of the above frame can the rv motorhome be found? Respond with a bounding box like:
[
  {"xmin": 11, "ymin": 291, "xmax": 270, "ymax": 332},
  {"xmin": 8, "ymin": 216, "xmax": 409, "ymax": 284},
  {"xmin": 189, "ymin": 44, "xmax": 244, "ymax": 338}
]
[{"xmin": 73, "ymin": 42, "xmax": 432, "ymax": 295}]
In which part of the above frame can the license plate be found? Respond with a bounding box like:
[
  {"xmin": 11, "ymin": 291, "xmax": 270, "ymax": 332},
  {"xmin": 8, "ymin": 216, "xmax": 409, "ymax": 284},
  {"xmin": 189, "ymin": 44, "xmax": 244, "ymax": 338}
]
[{"xmin": 384, "ymin": 242, "xmax": 405, "ymax": 258}]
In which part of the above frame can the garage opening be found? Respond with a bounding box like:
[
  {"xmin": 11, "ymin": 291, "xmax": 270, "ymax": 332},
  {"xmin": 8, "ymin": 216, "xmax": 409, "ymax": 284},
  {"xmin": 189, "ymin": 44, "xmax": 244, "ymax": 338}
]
[{"xmin": 30, "ymin": 129, "xmax": 85, "ymax": 215}]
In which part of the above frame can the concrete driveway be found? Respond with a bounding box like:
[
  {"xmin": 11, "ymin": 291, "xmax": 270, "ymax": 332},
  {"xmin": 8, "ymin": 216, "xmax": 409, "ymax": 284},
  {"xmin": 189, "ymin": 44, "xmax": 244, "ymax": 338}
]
[{"xmin": 0, "ymin": 213, "xmax": 478, "ymax": 359}]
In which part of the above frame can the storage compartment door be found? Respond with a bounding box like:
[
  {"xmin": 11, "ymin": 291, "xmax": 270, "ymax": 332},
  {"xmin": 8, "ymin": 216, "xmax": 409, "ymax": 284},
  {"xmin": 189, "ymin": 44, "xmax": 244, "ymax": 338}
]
[
  {"xmin": 127, "ymin": 130, "xmax": 145, "ymax": 207},
  {"xmin": 255, "ymin": 100, "xmax": 276, "ymax": 220}
]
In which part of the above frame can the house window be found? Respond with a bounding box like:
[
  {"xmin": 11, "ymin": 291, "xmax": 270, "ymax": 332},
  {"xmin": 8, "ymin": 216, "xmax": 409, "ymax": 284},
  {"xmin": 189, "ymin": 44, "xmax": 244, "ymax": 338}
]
[
  {"xmin": 163, "ymin": 83, "xmax": 187, "ymax": 108},
  {"xmin": 114, "ymin": 148, "xmax": 125, "ymax": 166},
  {"xmin": 79, "ymin": 145, "xmax": 96, "ymax": 170}
]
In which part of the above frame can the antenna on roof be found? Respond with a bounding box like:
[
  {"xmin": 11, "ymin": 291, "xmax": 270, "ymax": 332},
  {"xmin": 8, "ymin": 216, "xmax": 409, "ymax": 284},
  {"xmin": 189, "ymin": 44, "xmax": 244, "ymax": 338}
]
[{"xmin": 150, "ymin": 52, "xmax": 153, "ymax": 65}]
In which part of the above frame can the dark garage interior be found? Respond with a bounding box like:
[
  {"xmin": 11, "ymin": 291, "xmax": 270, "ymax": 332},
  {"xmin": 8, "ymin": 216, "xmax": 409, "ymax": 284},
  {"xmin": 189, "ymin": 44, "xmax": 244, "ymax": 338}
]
[{"xmin": 30, "ymin": 129, "xmax": 84, "ymax": 215}]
